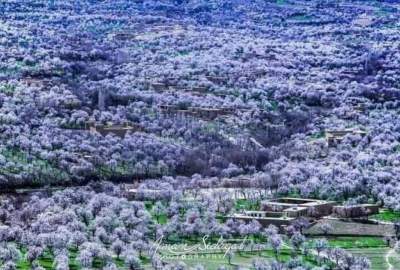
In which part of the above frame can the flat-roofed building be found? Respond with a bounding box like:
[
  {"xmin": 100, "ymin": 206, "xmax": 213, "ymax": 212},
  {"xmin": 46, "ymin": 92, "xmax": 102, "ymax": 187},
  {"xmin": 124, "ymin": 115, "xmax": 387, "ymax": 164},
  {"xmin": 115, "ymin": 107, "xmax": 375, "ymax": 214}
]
[
  {"xmin": 205, "ymin": 76, "xmax": 227, "ymax": 84},
  {"xmin": 284, "ymin": 206, "xmax": 309, "ymax": 218},
  {"xmin": 88, "ymin": 122, "xmax": 143, "ymax": 138},
  {"xmin": 21, "ymin": 77, "xmax": 51, "ymax": 88},
  {"xmin": 231, "ymin": 197, "xmax": 336, "ymax": 229},
  {"xmin": 112, "ymin": 31, "xmax": 136, "ymax": 41},
  {"xmin": 262, "ymin": 197, "xmax": 336, "ymax": 218},
  {"xmin": 159, "ymin": 105, "xmax": 232, "ymax": 120},
  {"xmin": 325, "ymin": 129, "xmax": 367, "ymax": 146},
  {"xmin": 151, "ymin": 82, "xmax": 168, "ymax": 92},
  {"xmin": 229, "ymin": 211, "xmax": 295, "ymax": 230},
  {"xmin": 191, "ymin": 86, "xmax": 208, "ymax": 93},
  {"xmin": 189, "ymin": 107, "xmax": 230, "ymax": 120}
]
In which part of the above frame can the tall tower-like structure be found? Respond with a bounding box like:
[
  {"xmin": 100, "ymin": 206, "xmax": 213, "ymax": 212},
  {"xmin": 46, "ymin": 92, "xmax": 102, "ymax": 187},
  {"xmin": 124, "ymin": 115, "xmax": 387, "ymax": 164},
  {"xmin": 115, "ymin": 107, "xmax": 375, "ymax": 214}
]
[{"xmin": 98, "ymin": 88, "xmax": 107, "ymax": 111}]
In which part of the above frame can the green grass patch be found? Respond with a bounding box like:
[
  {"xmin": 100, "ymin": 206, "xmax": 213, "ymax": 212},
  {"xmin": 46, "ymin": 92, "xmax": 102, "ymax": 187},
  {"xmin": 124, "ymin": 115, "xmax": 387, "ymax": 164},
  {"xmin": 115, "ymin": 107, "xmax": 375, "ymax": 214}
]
[
  {"xmin": 323, "ymin": 236, "xmax": 386, "ymax": 249},
  {"xmin": 163, "ymin": 248, "xmax": 317, "ymax": 270},
  {"xmin": 394, "ymin": 145, "xmax": 400, "ymax": 153},
  {"xmin": 388, "ymin": 250, "xmax": 400, "ymax": 270},
  {"xmin": 0, "ymin": 60, "xmax": 38, "ymax": 76},
  {"xmin": 14, "ymin": 247, "xmax": 150, "ymax": 270},
  {"xmin": 144, "ymin": 201, "xmax": 155, "ymax": 211},
  {"xmin": 0, "ymin": 83, "xmax": 16, "ymax": 95},
  {"xmin": 0, "ymin": 148, "xmax": 70, "ymax": 183},
  {"xmin": 235, "ymin": 199, "xmax": 260, "ymax": 211},
  {"xmin": 269, "ymin": 100, "xmax": 278, "ymax": 111},
  {"xmin": 145, "ymin": 201, "xmax": 169, "ymax": 225},
  {"xmin": 349, "ymin": 248, "xmax": 392, "ymax": 270},
  {"xmin": 309, "ymin": 131, "xmax": 325, "ymax": 140},
  {"xmin": 16, "ymin": 249, "xmax": 55, "ymax": 270},
  {"xmin": 370, "ymin": 209, "xmax": 400, "ymax": 222},
  {"xmin": 153, "ymin": 213, "xmax": 168, "ymax": 225}
]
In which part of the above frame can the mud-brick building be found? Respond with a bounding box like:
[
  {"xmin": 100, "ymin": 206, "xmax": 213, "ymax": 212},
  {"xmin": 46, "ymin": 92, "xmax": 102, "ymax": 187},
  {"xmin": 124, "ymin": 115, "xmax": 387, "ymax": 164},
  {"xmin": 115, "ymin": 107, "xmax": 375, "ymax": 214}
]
[
  {"xmin": 230, "ymin": 197, "xmax": 336, "ymax": 229},
  {"xmin": 88, "ymin": 122, "xmax": 144, "ymax": 138},
  {"xmin": 262, "ymin": 197, "xmax": 336, "ymax": 218},
  {"xmin": 325, "ymin": 129, "xmax": 367, "ymax": 146}
]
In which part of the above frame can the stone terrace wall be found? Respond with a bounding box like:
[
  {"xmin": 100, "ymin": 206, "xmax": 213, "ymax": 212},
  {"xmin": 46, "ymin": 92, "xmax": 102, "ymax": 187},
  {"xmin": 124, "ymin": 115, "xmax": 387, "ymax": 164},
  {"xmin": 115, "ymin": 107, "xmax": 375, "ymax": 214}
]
[{"xmin": 306, "ymin": 218, "xmax": 395, "ymax": 237}]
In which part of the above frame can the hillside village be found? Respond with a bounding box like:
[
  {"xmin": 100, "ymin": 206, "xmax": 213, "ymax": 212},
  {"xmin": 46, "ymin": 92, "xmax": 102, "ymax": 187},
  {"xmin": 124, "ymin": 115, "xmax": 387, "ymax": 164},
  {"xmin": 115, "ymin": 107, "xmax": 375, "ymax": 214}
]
[{"xmin": 0, "ymin": 0, "xmax": 400, "ymax": 269}]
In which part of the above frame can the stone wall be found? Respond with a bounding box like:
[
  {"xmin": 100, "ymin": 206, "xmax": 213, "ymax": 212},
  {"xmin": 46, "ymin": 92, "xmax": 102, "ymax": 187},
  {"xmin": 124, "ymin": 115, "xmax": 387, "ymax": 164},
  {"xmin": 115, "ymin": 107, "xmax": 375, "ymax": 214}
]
[
  {"xmin": 306, "ymin": 218, "xmax": 395, "ymax": 237},
  {"xmin": 232, "ymin": 216, "xmax": 293, "ymax": 229},
  {"xmin": 333, "ymin": 204, "xmax": 379, "ymax": 218}
]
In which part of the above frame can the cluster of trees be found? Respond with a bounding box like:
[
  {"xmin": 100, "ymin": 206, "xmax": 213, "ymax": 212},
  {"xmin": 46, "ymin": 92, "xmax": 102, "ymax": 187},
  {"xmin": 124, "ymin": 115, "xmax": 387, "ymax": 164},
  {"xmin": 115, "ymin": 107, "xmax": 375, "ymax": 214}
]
[
  {"xmin": 0, "ymin": 183, "xmax": 151, "ymax": 269},
  {"xmin": 0, "ymin": 181, "xmax": 372, "ymax": 269},
  {"xmin": 0, "ymin": 0, "xmax": 399, "ymax": 209},
  {"xmin": 0, "ymin": 0, "xmax": 399, "ymax": 269}
]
